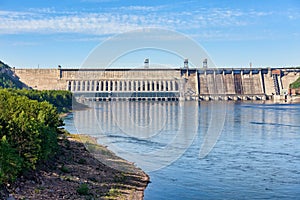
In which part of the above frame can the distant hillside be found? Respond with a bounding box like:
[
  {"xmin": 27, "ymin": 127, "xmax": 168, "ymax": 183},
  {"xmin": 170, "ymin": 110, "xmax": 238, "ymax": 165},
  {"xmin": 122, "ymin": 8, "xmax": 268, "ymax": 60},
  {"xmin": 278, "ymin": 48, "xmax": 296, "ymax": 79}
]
[
  {"xmin": 290, "ymin": 77, "xmax": 300, "ymax": 89},
  {"xmin": 0, "ymin": 60, "xmax": 27, "ymax": 88}
]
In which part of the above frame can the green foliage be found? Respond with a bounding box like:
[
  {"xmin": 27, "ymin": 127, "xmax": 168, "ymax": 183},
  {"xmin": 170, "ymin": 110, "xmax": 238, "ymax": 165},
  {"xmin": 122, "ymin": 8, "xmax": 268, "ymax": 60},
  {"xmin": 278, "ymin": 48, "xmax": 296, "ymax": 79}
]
[
  {"xmin": 0, "ymin": 61, "xmax": 73, "ymax": 184},
  {"xmin": 60, "ymin": 165, "xmax": 70, "ymax": 173},
  {"xmin": 290, "ymin": 77, "xmax": 300, "ymax": 89},
  {"xmin": 78, "ymin": 158, "xmax": 87, "ymax": 164},
  {"xmin": 106, "ymin": 188, "xmax": 121, "ymax": 198},
  {"xmin": 7, "ymin": 89, "xmax": 73, "ymax": 113},
  {"xmin": 0, "ymin": 136, "xmax": 23, "ymax": 184},
  {"xmin": 0, "ymin": 61, "xmax": 73, "ymax": 113},
  {"xmin": 0, "ymin": 73, "xmax": 19, "ymax": 88},
  {"xmin": 76, "ymin": 183, "xmax": 89, "ymax": 195},
  {"xmin": 0, "ymin": 89, "xmax": 62, "ymax": 183},
  {"xmin": 0, "ymin": 60, "xmax": 26, "ymax": 89}
]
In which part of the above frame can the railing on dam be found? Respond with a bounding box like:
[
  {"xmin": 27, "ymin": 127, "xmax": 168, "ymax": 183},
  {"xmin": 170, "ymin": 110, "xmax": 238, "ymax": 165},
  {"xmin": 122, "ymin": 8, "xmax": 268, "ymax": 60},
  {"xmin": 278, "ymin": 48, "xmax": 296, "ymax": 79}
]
[{"xmin": 74, "ymin": 92, "xmax": 180, "ymax": 101}]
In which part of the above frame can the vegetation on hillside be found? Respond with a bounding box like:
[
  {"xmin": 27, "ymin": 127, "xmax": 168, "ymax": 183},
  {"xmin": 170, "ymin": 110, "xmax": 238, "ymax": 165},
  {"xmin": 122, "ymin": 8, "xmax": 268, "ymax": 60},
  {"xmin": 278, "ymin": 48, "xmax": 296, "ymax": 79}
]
[
  {"xmin": 0, "ymin": 61, "xmax": 10, "ymax": 70},
  {"xmin": 8, "ymin": 89, "xmax": 73, "ymax": 113},
  {"xmin": 0, "ymin": 61, "xmax": 27, "ymax": 89},
  {"xmin": 0, "ymin": 73, "xmax": 21, "ymax": 88},
  {"xmin": 0, "ymin": 89, "xmax": 63, "ymax": 184},
  {"xmin": 290, "ymin": 77, "xmax": 300, "ymax": 89},
  {"xmin": 0, "ymin": 60, "xmax": 73, "ymax": 183}
]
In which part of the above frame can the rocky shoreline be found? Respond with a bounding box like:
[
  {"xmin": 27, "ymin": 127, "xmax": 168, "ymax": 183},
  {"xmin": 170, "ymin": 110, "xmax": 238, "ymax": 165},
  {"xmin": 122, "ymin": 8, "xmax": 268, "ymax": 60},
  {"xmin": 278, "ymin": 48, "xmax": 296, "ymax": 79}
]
[{"xmin": 1, "ymin": 132, "xmax": 149, "ymax": 200}]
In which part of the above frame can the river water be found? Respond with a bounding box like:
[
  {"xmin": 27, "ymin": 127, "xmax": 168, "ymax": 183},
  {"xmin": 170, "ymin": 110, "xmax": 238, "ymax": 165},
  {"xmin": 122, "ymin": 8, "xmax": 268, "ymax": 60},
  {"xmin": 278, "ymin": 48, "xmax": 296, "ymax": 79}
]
[{"xmin": 64, "ymin": 101, "xmax": 300, "ymax": 199}]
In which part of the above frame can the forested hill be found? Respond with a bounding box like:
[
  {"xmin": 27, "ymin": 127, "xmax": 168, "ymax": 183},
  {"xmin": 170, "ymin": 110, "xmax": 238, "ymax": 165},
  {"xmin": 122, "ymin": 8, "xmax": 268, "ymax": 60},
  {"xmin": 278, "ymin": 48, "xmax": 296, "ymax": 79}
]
[
  {"xmin": 290, "ymin": 77, "xmax": 300, "ymax": 89},
  {"xmin": 0, "ymin": 60, "xmax": 27, "ymax": 89}
]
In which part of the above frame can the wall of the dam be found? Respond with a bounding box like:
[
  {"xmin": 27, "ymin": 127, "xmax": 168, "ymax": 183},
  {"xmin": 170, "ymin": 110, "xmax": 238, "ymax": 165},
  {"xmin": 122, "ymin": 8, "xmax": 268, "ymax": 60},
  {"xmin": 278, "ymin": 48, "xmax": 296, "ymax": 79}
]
[
  {"xmin": 13, "ymin": 68, "xmax": 65, "ymax": 90},
  {"xmin": 198, "ymin": 70, "xmax": 264, "ymax": 95},
  {"xmin": 14, "ymin": 67, "xmax": 300, "ymax": 100}
]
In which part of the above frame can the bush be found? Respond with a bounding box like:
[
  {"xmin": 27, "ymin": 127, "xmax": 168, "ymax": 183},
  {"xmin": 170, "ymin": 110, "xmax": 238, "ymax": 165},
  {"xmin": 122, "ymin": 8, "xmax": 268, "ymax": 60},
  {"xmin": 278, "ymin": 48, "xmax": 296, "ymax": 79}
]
[
  {"xmin": 60, "ymin": 165, "xmax": 70, "ymax": 173},
  {"xmin": 76, "ymin": 183, "xmax": 89, "ymax": 195},
  {"xmin": 9, "ymin": 89, "xmax": 73, "ymax": 113},
  {"xmin": 0, "ymin": 136, "xmax": 23, "ymax": 184},
  {"xmin": 0, "ymin": 89, "xmax": 62, "ymax": 183}
]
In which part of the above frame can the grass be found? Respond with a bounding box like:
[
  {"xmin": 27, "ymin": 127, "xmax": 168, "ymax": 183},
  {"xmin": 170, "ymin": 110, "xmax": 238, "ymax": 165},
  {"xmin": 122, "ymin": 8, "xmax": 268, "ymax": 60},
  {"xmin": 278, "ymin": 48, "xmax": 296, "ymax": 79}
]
[{"xmin": 104, "ymin": 188, "xmax": 122, "ymax": 199}]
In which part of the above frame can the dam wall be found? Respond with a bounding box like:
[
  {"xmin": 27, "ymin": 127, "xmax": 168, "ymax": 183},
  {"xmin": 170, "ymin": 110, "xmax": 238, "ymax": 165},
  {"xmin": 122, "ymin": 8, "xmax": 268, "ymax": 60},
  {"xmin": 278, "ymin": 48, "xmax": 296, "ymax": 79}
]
[
  {"xmin": 14, "ymin": 67, "xmax": 300, "ymax": 101},
  {"xmin": 13, "ymin": 68, "xmax": 66, "ymax": 90},
  {"xmin": 197, "ymin": 69, "xmax": 265, "ymax": 99}
]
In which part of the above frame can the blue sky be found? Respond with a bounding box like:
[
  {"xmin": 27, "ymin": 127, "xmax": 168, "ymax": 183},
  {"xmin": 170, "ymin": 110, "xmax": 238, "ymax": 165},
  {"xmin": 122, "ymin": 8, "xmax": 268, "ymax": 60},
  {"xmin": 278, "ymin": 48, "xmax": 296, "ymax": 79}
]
[{"xmin": 0, "ymin": 0, "xmax": 300, "ymax": 68}]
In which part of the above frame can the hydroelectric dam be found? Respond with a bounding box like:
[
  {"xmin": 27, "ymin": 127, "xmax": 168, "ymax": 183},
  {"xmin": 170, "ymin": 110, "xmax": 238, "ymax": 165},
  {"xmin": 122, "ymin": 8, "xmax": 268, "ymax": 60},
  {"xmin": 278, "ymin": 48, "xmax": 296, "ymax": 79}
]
[{"xmin": 13, "ymin": 62, "xmax": 300, "ymax": 101}]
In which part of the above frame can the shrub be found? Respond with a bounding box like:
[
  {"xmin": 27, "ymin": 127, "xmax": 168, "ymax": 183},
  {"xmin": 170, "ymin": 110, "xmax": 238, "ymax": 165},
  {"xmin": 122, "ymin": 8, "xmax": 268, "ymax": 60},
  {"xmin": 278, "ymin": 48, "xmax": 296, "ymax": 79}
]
[
  {"xmin": 0, "ymin": 136, "xmax": 23, "ymax": 184},
  {"xmin": 290, "ymin": 77, "xmax": 300, "ymax": 89},
  {"xmin": 8, "ymin": 89, "xmax": 73, "ymax": 113},
  {"xmin": 77, "ymin": 183, "xmax": 89, "ymax": 195},
  {"xmin": 0, "ymin": 89, "xmax": 62, "ymax": 183},
  {"xmin": 60, "ymin": 165, "xmax": 70, "ymax": 173}
]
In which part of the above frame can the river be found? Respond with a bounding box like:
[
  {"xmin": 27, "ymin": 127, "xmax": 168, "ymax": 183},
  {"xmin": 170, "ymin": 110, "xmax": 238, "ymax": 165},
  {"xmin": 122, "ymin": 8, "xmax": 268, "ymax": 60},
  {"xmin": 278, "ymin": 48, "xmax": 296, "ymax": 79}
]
[{"xmin": 64, "ymin": 101, "xmax": 300, "ymax": 199}]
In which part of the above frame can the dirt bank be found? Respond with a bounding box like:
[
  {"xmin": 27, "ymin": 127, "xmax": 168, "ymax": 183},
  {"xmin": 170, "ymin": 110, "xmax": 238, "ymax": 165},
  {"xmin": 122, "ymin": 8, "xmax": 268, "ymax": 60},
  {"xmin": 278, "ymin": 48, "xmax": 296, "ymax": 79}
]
[{"xmin": 1, "ymin": 133, "xmax": 149, "ymax": 200}]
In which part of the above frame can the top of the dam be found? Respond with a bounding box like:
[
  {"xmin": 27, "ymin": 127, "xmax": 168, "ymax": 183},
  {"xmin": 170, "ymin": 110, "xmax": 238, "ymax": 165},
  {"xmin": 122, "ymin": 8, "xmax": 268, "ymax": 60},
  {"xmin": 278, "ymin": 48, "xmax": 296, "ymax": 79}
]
[
  {"xmin": 13, "ymin": 58, "xmax": 300, "ymax": 71},
  {"xmin": 56, "ymin": 66, "xmax": 300, "ymax": 72},
  {"xmin": 14, "ymin": 66, "xmax": 300, "ymax": 73}
]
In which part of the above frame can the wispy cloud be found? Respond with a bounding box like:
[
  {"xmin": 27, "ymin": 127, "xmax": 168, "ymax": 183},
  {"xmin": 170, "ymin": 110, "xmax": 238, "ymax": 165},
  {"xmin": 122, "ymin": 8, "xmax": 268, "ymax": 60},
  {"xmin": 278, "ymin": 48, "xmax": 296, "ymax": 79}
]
[
  {"xmin": 12, "ymin": 41, "xmax": 40, "ymax": 46},
  {"xmin": 115, "ymin": 5, "xmax": 166, "ymax": 12},
  {"xmin": 0, "ymin": 6, "xmax": 294, "ymax": 41}
]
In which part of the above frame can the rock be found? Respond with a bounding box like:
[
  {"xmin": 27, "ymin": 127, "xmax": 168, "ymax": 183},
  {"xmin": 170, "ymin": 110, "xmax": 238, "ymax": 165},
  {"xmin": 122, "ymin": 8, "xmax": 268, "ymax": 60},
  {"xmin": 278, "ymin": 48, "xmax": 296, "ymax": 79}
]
[
  {"xmin": 7, "ymin": 194, "xmax": 16, "ymax": 200},
  {"xmin": 0, "ymin": 187, "xmax": 9, "ymax": 200}
]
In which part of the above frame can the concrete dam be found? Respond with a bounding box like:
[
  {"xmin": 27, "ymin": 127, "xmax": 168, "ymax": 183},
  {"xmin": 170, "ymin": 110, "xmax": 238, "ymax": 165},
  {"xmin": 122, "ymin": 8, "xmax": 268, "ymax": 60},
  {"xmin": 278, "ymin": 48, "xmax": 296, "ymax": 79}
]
[{"xmin": 14, "ymin": 65, "xmax": 300, "ymax": 101}]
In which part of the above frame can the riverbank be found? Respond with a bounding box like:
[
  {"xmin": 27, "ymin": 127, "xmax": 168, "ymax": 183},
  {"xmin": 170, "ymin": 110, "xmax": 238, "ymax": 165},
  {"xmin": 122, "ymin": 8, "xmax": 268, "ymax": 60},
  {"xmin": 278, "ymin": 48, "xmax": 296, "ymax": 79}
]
[
  {"xmin": 291, "ymin": 95, "xmax": 300, "ymax": 103},
  {"xmin": 1, "ymin": 131, "xmax": 149, "ymax": 200}
]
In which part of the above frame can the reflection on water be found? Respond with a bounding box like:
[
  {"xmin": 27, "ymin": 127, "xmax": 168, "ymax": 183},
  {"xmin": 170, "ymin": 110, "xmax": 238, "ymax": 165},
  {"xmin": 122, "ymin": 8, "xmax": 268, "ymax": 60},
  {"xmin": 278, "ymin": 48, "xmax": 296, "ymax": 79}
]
[
  {"xmin": 72, "ymin": 101, "xmax": 204, "ymax": 171},
  {"xmin": 64, "ymin": 102, "xmax": 300, "ymax": 199}
]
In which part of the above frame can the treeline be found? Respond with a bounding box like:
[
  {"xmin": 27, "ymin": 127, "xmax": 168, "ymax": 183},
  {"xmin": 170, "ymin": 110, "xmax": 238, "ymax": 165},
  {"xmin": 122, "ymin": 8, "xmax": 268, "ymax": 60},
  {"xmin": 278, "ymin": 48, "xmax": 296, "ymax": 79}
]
[{"xmin": 8, "ymin": 89, "xmax": 73, "ymax": 113}]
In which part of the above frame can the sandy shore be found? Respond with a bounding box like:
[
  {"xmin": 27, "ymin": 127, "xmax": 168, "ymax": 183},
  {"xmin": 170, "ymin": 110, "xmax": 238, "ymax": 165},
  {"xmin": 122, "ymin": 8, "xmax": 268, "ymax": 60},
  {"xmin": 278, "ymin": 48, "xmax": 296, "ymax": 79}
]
[{"xmin": 2, "ymin": 132, "xmax": 149, "ymax": 200}]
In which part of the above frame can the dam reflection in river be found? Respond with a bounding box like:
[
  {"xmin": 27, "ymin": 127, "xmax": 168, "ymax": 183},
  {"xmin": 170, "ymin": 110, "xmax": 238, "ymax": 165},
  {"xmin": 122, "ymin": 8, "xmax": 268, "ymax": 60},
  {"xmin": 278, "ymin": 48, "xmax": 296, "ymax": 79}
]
[
  {"xmin": 74, "ymin": 101, "xmax": 206, "ymax": 171},
  {"xmin": 64, "ymin": 101, "xmax": 300, "ymax": 199}
]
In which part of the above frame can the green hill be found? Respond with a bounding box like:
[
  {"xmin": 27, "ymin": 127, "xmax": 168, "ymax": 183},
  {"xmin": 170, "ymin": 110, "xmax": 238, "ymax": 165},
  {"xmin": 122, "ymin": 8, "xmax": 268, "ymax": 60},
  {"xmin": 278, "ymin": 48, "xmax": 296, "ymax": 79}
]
[
  {"xmin": 290, "ymin": 77, "xmax": 300, "ymax": 89},
  {"xmin": 0, "ymin": 61, "xmax": 27, "ymax": 89}
]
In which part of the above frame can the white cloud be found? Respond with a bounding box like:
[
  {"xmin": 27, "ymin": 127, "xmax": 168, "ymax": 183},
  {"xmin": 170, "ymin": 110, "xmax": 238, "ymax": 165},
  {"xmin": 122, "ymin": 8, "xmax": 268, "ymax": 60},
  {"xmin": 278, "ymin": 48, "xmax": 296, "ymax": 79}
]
[
  {"xmin": 0, "ymin": 6, "xmax": 289, "ymax": 41},
  {"xmin": 115, "ymin": 5, "xmax": 166, "ymax": 12}
]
